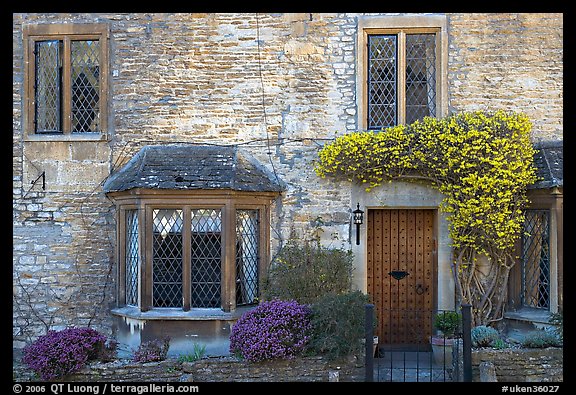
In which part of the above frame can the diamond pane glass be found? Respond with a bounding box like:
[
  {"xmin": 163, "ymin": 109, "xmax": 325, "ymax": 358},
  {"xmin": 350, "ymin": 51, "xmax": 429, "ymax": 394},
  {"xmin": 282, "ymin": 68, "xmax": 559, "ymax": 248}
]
[
  {"xmin": 71, "ymin": 40, "xmax": 100, "ymax": 133},
  {"xmin": 236, "ymin": 210, "xmax": 259, "ymax": 306},
  {"xmin": 521, "ymin": 210, "xmax": 550, "ymax": 309},
  {"xmin": 406, "ymin": 34, "xmax": 437, "ymax": 124},
  {"xmin": 368, "ymin": 35, "xmax": 397, "ymax": 129},
  {"xmin": 35, "ymin": 40, "xmax": 62, "ymax": 133},
  {"xmin": 191, "ymin": 209, "xmax": 222, "ymax": 308},
  {"xmin": 152, "ymin": 209, "xmax": 183, "ymax": 308},
  {"xmin": 125, "ymin": 210, "xmax": 140, "ymax": 307}
]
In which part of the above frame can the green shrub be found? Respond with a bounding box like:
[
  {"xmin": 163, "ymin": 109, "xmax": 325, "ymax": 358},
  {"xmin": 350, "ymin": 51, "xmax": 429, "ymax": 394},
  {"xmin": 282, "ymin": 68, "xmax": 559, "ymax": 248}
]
[
  {"xmin": 263, "ymin": 231, "xmax": 354, "ymax": 304},
  {"xmin": 521, "ymin": 330, "xmax": 562, "ymax": 348},
  {"xmin": 306, "ymin": 291, "xmax": 369, "ymax": 360},
  {"xmin": 549, "ymin": 312, "xmax": 563, "ymax": 342},
  {"xmin": 492, "ymin": 338, "xmax": 508, "ymax": 349},
  {"xmin": 178, "ymin": 343, "xmax": 206, "ymax": 362},
  {"xmin": 434, "ymin": 311, "xmax": 462, "ymax": 338},
  {"xmin": 471, "ymin": 325, "xmax": 501, "ymax": 348}
]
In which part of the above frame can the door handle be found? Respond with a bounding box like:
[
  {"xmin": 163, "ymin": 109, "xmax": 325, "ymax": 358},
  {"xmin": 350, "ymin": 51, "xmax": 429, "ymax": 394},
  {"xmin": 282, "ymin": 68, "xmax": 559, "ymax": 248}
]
[
  {"xmin": 389, "ymin": 270, "xmax": 409, "ymax": 280},
  {"xmin": 415, "ymin": 284, "xmax": 428, "ymax": 295}
]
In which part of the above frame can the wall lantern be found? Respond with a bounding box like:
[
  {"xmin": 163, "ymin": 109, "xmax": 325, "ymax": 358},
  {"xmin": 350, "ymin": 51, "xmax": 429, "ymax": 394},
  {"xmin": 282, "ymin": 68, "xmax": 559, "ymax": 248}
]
[{"xmin": 353, "ymin": 203, "xmax": 364, "ymax": 245}]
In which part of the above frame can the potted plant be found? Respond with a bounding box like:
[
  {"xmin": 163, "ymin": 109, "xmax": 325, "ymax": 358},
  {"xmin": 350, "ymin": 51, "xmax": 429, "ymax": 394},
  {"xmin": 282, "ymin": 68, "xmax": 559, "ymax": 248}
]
[{"xmin": 430, "ymin": 311, "xmax": 461, "ymax": 365}]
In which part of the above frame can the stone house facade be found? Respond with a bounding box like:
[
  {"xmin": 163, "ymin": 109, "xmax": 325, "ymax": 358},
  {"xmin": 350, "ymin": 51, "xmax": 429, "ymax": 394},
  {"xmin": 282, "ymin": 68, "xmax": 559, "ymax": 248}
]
[{"xmin": 13, "ymin": 13, "xmax": 563, "ymax": 357}]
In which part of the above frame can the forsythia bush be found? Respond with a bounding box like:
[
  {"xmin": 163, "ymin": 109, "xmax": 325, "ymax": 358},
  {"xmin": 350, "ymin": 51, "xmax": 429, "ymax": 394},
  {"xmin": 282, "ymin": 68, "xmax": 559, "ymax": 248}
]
[{"xmin": 315, "ymin": 111, "xmax": 538, "ymax": 325}]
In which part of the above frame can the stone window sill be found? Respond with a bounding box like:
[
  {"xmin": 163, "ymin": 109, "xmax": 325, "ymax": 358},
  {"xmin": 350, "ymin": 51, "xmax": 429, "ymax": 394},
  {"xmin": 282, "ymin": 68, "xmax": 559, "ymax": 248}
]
[
  {"xmin": 111, "ymin": 305, "xmax": 254, "ymax": 321},
  {"xmin": 24, "ymin": 133, "xmax": 108, "ymax": 142}
]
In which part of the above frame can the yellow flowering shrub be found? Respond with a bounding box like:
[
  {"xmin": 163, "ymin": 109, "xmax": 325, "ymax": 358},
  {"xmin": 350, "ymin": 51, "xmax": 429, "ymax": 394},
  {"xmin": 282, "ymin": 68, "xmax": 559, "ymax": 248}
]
[{"xmin": 315, "ymin": 110, "xmax": 538, "ymax": 325}]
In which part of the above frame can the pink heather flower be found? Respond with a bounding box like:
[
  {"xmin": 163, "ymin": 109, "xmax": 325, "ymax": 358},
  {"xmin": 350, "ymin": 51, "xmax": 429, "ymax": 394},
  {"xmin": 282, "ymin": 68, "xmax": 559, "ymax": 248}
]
[{"xmin": 230, "ymin": 299, "xmax": 312, "ymax": 362}]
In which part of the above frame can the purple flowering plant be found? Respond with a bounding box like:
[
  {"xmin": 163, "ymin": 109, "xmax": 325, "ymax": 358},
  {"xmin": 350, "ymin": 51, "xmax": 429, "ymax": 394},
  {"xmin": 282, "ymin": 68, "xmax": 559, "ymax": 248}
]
[
  {"xmin": 229, "ymin": 299, "xmax": 312, "ymax": 362},
  {"xmin": 22, "ymin": 327, "xmax": 109, "ymax": 381}
]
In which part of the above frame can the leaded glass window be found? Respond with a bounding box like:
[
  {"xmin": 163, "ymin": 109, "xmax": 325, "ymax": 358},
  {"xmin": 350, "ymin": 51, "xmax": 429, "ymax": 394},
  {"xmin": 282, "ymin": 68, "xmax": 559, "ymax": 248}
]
[
  {"xmin": 125, "ymin": 210, "xmax": 140, "ymax": 307},
  {"xmin": 152, "ymin": 209, "xmax": 184, "ymax": 308},
  {"xmin": 119, "ymin": 203, "xmax": 269, "ymax": 312},
  {"xmin": 24, "ymin": 24, "xmax": 107, "ymax": 137},
  {"xmin": 34, "ymin": 39, "xmax": 101, "ymax": 133},
  {"xmin": 405, "ymin": 34, "xmax": 436, "ymax": 124},
  {"xmin": 367, "ymin": 31, "xmax": 437, "ymax": 129},
  {"xmin": 71, "ymin": 40, "xmax": 100, "ymax": 133},
  {"xmin": 34, "ymin": 41, "xmax": 62, "ymax": 133},
  {"xmin": 191, "ymin": 209, "xmax": 222, "ymax": 308},
  {"xmin": 236, "ymin": 210, "xmax": 259, "ymax": 306},
  {"xmin": 521, "ymin": 210, "xmax": 551, "ymax": 309},
  {"xmin": 368, "ymin": 35, "xmax": 397, "ymax": 129}
]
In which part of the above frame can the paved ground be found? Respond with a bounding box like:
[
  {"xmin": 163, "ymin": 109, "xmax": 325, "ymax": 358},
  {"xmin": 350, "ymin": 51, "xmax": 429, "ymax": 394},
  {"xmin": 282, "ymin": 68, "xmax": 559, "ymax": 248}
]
[{"xmin": 371, "ymin": 350, "xmax": 454, "ymax": 382}]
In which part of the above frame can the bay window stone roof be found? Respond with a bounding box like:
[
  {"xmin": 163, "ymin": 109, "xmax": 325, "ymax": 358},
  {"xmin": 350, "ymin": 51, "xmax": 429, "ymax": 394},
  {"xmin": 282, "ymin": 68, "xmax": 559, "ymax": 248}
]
[
  {"xmin": 102, "ymin": 144, "xmax": 285, "ymax": 193},
  {"xmin": 530, "ymin": 140, "xmax": 563, "ymax": 190}
]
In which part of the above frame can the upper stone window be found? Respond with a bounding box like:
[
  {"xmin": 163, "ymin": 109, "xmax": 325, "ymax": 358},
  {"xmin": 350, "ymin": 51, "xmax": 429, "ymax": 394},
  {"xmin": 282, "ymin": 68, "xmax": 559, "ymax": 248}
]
[
  {"xmin": 23, "ymin": 23, "xmax": 109, "ymax": 141},
  {"xmin": 357, "ymin": 15, "xmax": 448, "ymax": 130},
  {"xmin": 104, "ymin": 145, "xmax": 284, "ymax": 317}
]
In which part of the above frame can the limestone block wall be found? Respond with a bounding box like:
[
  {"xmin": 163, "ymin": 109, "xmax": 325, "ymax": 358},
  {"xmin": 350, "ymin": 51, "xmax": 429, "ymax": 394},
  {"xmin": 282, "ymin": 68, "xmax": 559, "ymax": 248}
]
[
  {"xmin": 13, "ymin": 13, "xmax": 563, "ymax": 350},
  {"xmin": 471, "ymin": 347, "xmax": 563, "ymax": 382},
  {"xmin": 14, "ymin": 348, "xmax": 561, "ymax": 382},
  {"xmin": 13, "ymin": 356, "xmax": 364, "ymax": 382},
  {"xmin": 447, "ymin": 13, "xmax": 563, "ymax": 141}
]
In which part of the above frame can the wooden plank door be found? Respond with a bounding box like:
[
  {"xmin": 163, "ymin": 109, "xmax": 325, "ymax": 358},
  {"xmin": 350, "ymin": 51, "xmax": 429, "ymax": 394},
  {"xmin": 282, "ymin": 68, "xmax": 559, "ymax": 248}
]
[{"xmin": 367, "ymin": 209, "xmax": 435, "ymax": 346}]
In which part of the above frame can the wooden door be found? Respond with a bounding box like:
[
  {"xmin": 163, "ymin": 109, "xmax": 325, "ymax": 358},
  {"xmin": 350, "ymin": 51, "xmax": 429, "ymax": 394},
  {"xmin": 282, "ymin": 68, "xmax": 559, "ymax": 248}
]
[{"xmin": 367, "ymin": 209, "xmax": 435, "ymax": 346}]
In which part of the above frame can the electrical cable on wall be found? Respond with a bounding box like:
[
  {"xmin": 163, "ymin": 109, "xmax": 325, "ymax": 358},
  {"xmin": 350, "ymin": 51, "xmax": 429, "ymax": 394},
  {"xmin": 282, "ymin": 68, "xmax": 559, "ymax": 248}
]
[{"xmin": 255, "ymin": 13, "xmax": 282, "ymax": 190}]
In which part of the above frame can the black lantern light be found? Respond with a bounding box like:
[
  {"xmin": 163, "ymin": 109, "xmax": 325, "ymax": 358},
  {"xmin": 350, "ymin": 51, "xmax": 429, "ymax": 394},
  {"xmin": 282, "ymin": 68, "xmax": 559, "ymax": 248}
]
[{"xmin": 353, "ymin": 203, "xmax": 364, "ymax": 245}]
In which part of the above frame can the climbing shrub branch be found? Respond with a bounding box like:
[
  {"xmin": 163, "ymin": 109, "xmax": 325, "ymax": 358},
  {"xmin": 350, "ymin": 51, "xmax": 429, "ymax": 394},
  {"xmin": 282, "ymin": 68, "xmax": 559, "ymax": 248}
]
[{"xmin": 315, "ymin": 110, "xmax": 538, "ymax": 325}]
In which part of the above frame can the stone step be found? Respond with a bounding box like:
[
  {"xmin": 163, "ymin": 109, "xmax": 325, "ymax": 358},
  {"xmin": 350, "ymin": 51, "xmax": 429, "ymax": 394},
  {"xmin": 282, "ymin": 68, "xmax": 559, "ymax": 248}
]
[
  {"xmin": 503, "ymin": 307, "xmax": 558, "ymax": 343},
  {"xmin": 376, "ymin": 350, "xmax": 435, "ymax": 362},
  {"xmin": 504, "ymin": 308, "xmax": 554, "ymax": 329}
]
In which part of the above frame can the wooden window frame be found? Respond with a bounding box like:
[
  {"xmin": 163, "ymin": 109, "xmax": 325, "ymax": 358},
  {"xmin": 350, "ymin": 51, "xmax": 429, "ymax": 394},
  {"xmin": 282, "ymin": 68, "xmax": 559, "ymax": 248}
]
[
  {"xmin": 120, "ymin": 206, "xmax": 142, "ymax": 308},
  {"xmin": 508, "ymin": 188, "xmax": 563, "ymax": 314},
  {"xmin": 519, "ymin": 209, "xmax": 551, "ymax": 310},
  {"xmin": 235, "ymin": 207, "xmax": 262, "ymax": 306},
  {"xmin": 357, "ymin": 15, "xmax": 448, "ymax": 130},
  {"xmin": 112, "ymin": 190, "xmax": 274, "ymax": 315},
  {"xmin": 22, "ymin": 23, "xmax": 109, "ymax": 141}
]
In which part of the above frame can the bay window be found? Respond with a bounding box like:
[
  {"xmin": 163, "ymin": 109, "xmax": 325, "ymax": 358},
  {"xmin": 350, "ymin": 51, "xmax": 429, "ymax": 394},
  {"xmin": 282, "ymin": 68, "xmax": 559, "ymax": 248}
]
[
  {"xmin": 104, "ymin": 144, "xmax": 283, "ymax": 320},
  {"xmin": 114, "ymin": 196, "xmax": 272, "ymax": 314}
]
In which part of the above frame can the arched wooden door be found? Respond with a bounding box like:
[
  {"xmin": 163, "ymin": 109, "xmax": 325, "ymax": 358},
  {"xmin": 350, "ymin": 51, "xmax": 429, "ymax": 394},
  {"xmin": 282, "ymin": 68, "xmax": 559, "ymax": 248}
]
[{"xmin": 367, "ymin": 209, "xmax": 436, "ymax": 346}]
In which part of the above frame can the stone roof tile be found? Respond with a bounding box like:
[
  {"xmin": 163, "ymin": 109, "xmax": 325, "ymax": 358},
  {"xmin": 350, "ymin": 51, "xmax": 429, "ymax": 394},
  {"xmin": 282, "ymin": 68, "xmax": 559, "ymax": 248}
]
[
  {"xmin": 103, "ymin": 144, "xmax": 285, "ymax": 193},
  {"xmin": 530, "ymin": 140, "xmax": 563, "ymax": 190}
]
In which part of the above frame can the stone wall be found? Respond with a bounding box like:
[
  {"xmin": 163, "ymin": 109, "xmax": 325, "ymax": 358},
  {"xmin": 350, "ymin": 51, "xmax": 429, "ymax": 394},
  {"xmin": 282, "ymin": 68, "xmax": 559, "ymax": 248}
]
[
  {"xmin": 14, "ymin": 348, "xmax": 562, "ymax": 382},
  {"xmin": 14, "ymin": 356, "xmax": 364, "ymax": 383},
  {"xmin": 471, "ymin": 347, "xmax": 563, "ymax": 382},
  {"xmin": 447, "ymin": 13, "xmax": 563, "ymax": 141},
  {"xmin": 13, "ymin": 13, "xmax": 563, "ymax": 349}
]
